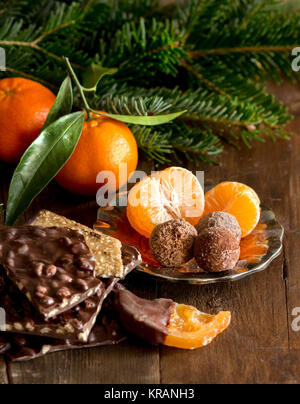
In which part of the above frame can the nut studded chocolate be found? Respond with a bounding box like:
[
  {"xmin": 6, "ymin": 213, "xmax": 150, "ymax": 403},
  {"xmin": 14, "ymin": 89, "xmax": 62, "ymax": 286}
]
[
  {"xmin": 0, "ymin": 272, "xmax": 117, "ymax": 342},
  {"xmin": 0, "ymin": 226, "xmax": 102, "ymax": 320},
  {"xmin": 0, "ymin": 298, "xmax": 126, "ymax": 362},
  {"xmin": 0, "ymin": 244, "xmax": 141, "ymax": 343},
  {"xmin": 31, "ymin": 210, "xmax": 124, "ymax": 278}
]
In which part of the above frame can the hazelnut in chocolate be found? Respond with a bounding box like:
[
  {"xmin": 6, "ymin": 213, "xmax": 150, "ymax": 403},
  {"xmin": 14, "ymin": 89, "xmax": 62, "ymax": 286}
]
[
  {"xmin": 0, "ymin": 272, "xmax": 116, "ymax": 342},
  {"xmin": 0, "ymin": 297, "xmax": 126, "ymax": 362},
  {"xmin": 31, "ymin": 210, "xmax": 124, "ymax": 278},
  {"xmin": 0, "ymin": 226, "xmax": 101, "ymax": 320}
]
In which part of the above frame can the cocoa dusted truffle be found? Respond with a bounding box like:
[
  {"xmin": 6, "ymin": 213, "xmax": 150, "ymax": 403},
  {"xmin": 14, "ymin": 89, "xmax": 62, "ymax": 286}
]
[
  {"xmin": 150, "ymin": 219, "xmax": 197, "ymax": 267},
  {"xmin": 194, "ymin": 227, "xmax": 240, "ymax": 273},
  {"xmin": 196, "ymin": 212, "xmax": 241, "ymax": 242}
]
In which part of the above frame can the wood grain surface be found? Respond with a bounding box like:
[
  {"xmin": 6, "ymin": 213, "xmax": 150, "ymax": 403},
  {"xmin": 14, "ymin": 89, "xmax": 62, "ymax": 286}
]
[{"xmin": 0, "ymin": 81, "xmax": 299, "ymax": 384}]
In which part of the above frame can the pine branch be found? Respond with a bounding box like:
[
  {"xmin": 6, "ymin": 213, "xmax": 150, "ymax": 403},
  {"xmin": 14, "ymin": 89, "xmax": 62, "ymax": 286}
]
[
  {"xmin": 131, "ymin": 126, "xmax": 174, "ymax": 164},
  {"xmin": 131, "ymin": 122, "xmax": 223, "ymax": 166},
  {"xmin": 94, "ymin": 92, "xmax": 173, "ymax": 116},
  {"xmin": 186, "ymin": 0, "xmax": 300, "ymax": 82},
  {"xmin": 0, "ymin": 3, "xmax": 94, "ymax": 74},
  {"xmin": 98, "ymin": 17, "xmax": 188, "ymax": 85},
  {"xmin": 0, "ymin": 0, "xmax": 297, "ymax": 165}
]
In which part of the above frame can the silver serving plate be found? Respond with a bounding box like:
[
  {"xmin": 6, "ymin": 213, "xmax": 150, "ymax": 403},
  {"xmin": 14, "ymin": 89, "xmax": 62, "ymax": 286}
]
[{"xmin": 96, "ymin": 205, "xmax": 284, "ymax": 285}]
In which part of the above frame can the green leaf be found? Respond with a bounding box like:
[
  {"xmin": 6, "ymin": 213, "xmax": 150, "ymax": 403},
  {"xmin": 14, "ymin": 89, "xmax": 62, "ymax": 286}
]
[
  {"xmin": 5, "ymin": 111, "xmax": 85, "ymax": 226},
  {"xmin": 82, "ymin": 63, "xmax": 118, "ymax": 92},
  {"xmin": 92, "ymin": 110, "xmax": 187, "ymax": 126},
  {"xmin": 43, "ymin": 76, "xmax": 73, "ymax": 129}
]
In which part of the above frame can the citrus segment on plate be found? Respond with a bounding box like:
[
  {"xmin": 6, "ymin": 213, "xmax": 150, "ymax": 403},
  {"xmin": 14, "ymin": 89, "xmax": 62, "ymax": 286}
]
[
  {"xmin": 127, "ymin": 167, "xmax": 205, "ymax": 238},
  {"xmin": 203, "ymin": 182, "xmax": 261, "ymax": 238},
  {"xmin": 165, "ymin": 304, "xmax": 231, "ymax": 350}
]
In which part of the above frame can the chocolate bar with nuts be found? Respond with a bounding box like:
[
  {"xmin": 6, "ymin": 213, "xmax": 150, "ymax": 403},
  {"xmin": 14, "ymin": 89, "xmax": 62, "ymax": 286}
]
[
  {"xmin": 30, "ymin": 210, "xmax": 124, "ymax": 279},
  {"xmin": 0, "ymin": 244, "xmax": 141, "ymax": 342},
  {"xmin": 0, "ymin": 272, "xmax": 116, "ymax": 342},
  {"xmin": 0, "ymin": 299, "xmax": 126, "ymax": 362},
  {"xmin": 0, "ymin": 225, "xmax": 102, "ymax": 320}
]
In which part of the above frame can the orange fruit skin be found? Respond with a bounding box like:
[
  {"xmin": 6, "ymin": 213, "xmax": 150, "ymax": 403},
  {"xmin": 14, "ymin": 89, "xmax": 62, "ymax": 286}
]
[
  {"xmin": 203, "ymin": 182, "xmax": 261, "ymax": 238},
  {"xmin": 127, "ymin": 167, "xmax": 205, "ymax": 239},
  {"xmin": 56, "ymin": 113, "xmax": 138, "ymax": 196},
  {"xmin": 0, "ymin": 77, "xmax": 56, "ymax": 163},
  {"xmin": 165, "ymin": 304, "xmax": 231, "ymax": 350}
]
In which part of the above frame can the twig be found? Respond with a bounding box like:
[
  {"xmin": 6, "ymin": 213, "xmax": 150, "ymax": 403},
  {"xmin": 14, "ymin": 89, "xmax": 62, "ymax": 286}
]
[
  {"xmin": 181, "ymin": 60, "xmax": 228, "ymax": 96},
  {"xmin": 32, "ymin": 21, "xmax": 77, "ymax": 44},
  {"xmin": 189, "ymin": 45, "xmax": 300, "ymax": 59},
  {"xmin": 0, "ymin": 16, "xmax": 85, "ymax": 70},
  {"xmin": 0, "ymin": 40, "xmax": 84, "ymax": 70},
  {"xmin": 4, "ymin": 66, "xmax": 56, "ymax": 89}
]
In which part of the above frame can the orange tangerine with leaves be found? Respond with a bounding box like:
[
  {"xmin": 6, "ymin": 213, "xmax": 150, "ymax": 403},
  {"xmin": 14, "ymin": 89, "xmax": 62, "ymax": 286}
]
[
  {"xmin": 0, "ymin": 77, "xmax": 56, "ymax": 163},
  {"xmin": 56, "ymin": 112, "xmax": 138, "ymax": 196}
]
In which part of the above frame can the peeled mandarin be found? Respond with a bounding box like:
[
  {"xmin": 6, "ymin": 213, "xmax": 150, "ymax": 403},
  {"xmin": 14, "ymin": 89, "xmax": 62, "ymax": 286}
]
[
  {"xmin": 203, "ymin": 182, "xmax": 261, "ymax": 238},
  {"xmin": 127, "ymin": 167, "xmax": 204, "ymax": 238}
]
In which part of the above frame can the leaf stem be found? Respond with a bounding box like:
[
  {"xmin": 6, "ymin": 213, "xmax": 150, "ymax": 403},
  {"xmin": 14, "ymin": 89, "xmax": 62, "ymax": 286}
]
[{"xmin": 64, "ymin": 57, "xmax": 93, "ymax": 121}]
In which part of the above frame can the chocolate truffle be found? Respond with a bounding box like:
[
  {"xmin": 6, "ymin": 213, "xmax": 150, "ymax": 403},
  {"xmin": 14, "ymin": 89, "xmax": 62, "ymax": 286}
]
[
  {"xmin": 194, "ymin": 227, "xmax": 240, "ymax": 272},
  {"xmin": 150, "ymin": 219, "xmax": 197, "ymax": 267},
  {"xmin": 196, "ymin": 212, "xmax": 241, "ymax": 242}
]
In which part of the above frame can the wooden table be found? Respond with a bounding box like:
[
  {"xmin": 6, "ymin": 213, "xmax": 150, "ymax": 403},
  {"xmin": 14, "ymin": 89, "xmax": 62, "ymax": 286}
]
[{"xmin": 0, "ymin": 82, "xmax": 299, "ymax": 384}]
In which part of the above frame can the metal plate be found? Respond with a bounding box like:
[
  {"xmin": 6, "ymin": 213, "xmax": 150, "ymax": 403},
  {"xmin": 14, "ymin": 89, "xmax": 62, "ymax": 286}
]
[{"xmin": 95, "ymin": 205, "xmax": 284, "ymax": 285}]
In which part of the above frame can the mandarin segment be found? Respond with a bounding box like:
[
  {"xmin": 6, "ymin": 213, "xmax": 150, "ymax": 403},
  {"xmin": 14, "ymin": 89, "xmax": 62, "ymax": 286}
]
[
  {"xmin": 127, "ymin": 167, "xmax": 204, "ymax": 238},
  {"xmin": 203, "ymin": 182, "xmax": 261, "ymax": 238},
  {"xmin": 165, "ymin": 303, "xmax": 231, "ymax": 350}
]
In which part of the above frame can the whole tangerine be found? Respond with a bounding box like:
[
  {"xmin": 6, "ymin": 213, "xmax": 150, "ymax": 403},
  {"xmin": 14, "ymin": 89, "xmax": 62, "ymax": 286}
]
[
  {"xmin": 0, "ymin": 77, "xmax": 56, "ymax": 163},
  {"xmin": 56, "ymin": 112, "xmax": 138, "ymax": 196}
]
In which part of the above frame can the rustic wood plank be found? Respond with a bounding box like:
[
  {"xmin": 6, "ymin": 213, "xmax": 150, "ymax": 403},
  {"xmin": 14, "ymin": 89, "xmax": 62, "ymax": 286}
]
[
  {"xmin": 0, "ymin": 358, "xmax": 8, "ymax": 384},
  {"xmin": 161, "ymin": 347, "xmax": 300, "ymax": 384},
  {"xmin": 9, "ymin": 343, "xmax": 159, "ymax": 384},
  {"xmin": 159, "ymin": 81, "xmax": 295, "ymax": 382},
  {"xmin": 273, "ymin": 83, "xmax": 300, "ymax": 351}
]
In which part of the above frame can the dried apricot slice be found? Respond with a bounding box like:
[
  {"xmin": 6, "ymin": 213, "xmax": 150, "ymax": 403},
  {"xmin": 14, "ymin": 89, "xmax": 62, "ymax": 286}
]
[
  {"xmin": 203, "ymin": 182, "xmax": 261, "ymax": 238},
  {"xmin": 165, "ymin": 304, "xmax": 231, "ymax": 350},
  {"xmin": 127, "ymin": 167, "xmax": 204, "ymax": 238}
]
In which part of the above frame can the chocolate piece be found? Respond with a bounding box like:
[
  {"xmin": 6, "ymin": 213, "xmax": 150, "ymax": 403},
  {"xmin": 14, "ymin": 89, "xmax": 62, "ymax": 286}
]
[
  {"xmin": 0, "ymin": 272, "xmax": 116, "ymax": 342},
  {"xmin": 150, "ymin": 219, "xmax": 197, "ymax": 267},
  {"xmin": 196, "ymin": 212, "xmax": 242, "ymax": 242},
  {"xmin": 0, "ymin": 245, "xmax": 141, "ymax": 342},
  {"xmin": 0, "ymin": 300, "xmax": 126, "ymax": 361},
  {"xmin": 194, "ymin": 227, "xmax": 240, "ymax": 272},
  {"xmin": 114, "ymin": 285, "xmax": 175, "ymax": 345},
  {"xmin": 30, "ymin": 210, "xmax": 124, "ymax": 278},
  {"xmin": 121, "ymin": 244, "xmax": 142, "ymax": 275},
  {"xmin": 0, "ymin": 226, "xmax": 101, "ymax": 320}
]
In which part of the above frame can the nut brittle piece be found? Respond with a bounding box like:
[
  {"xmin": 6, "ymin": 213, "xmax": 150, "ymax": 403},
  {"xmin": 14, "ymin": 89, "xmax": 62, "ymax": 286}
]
[{"xmin": 32, "ymin": 210, "xmax": 124, "ymax": 278}]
